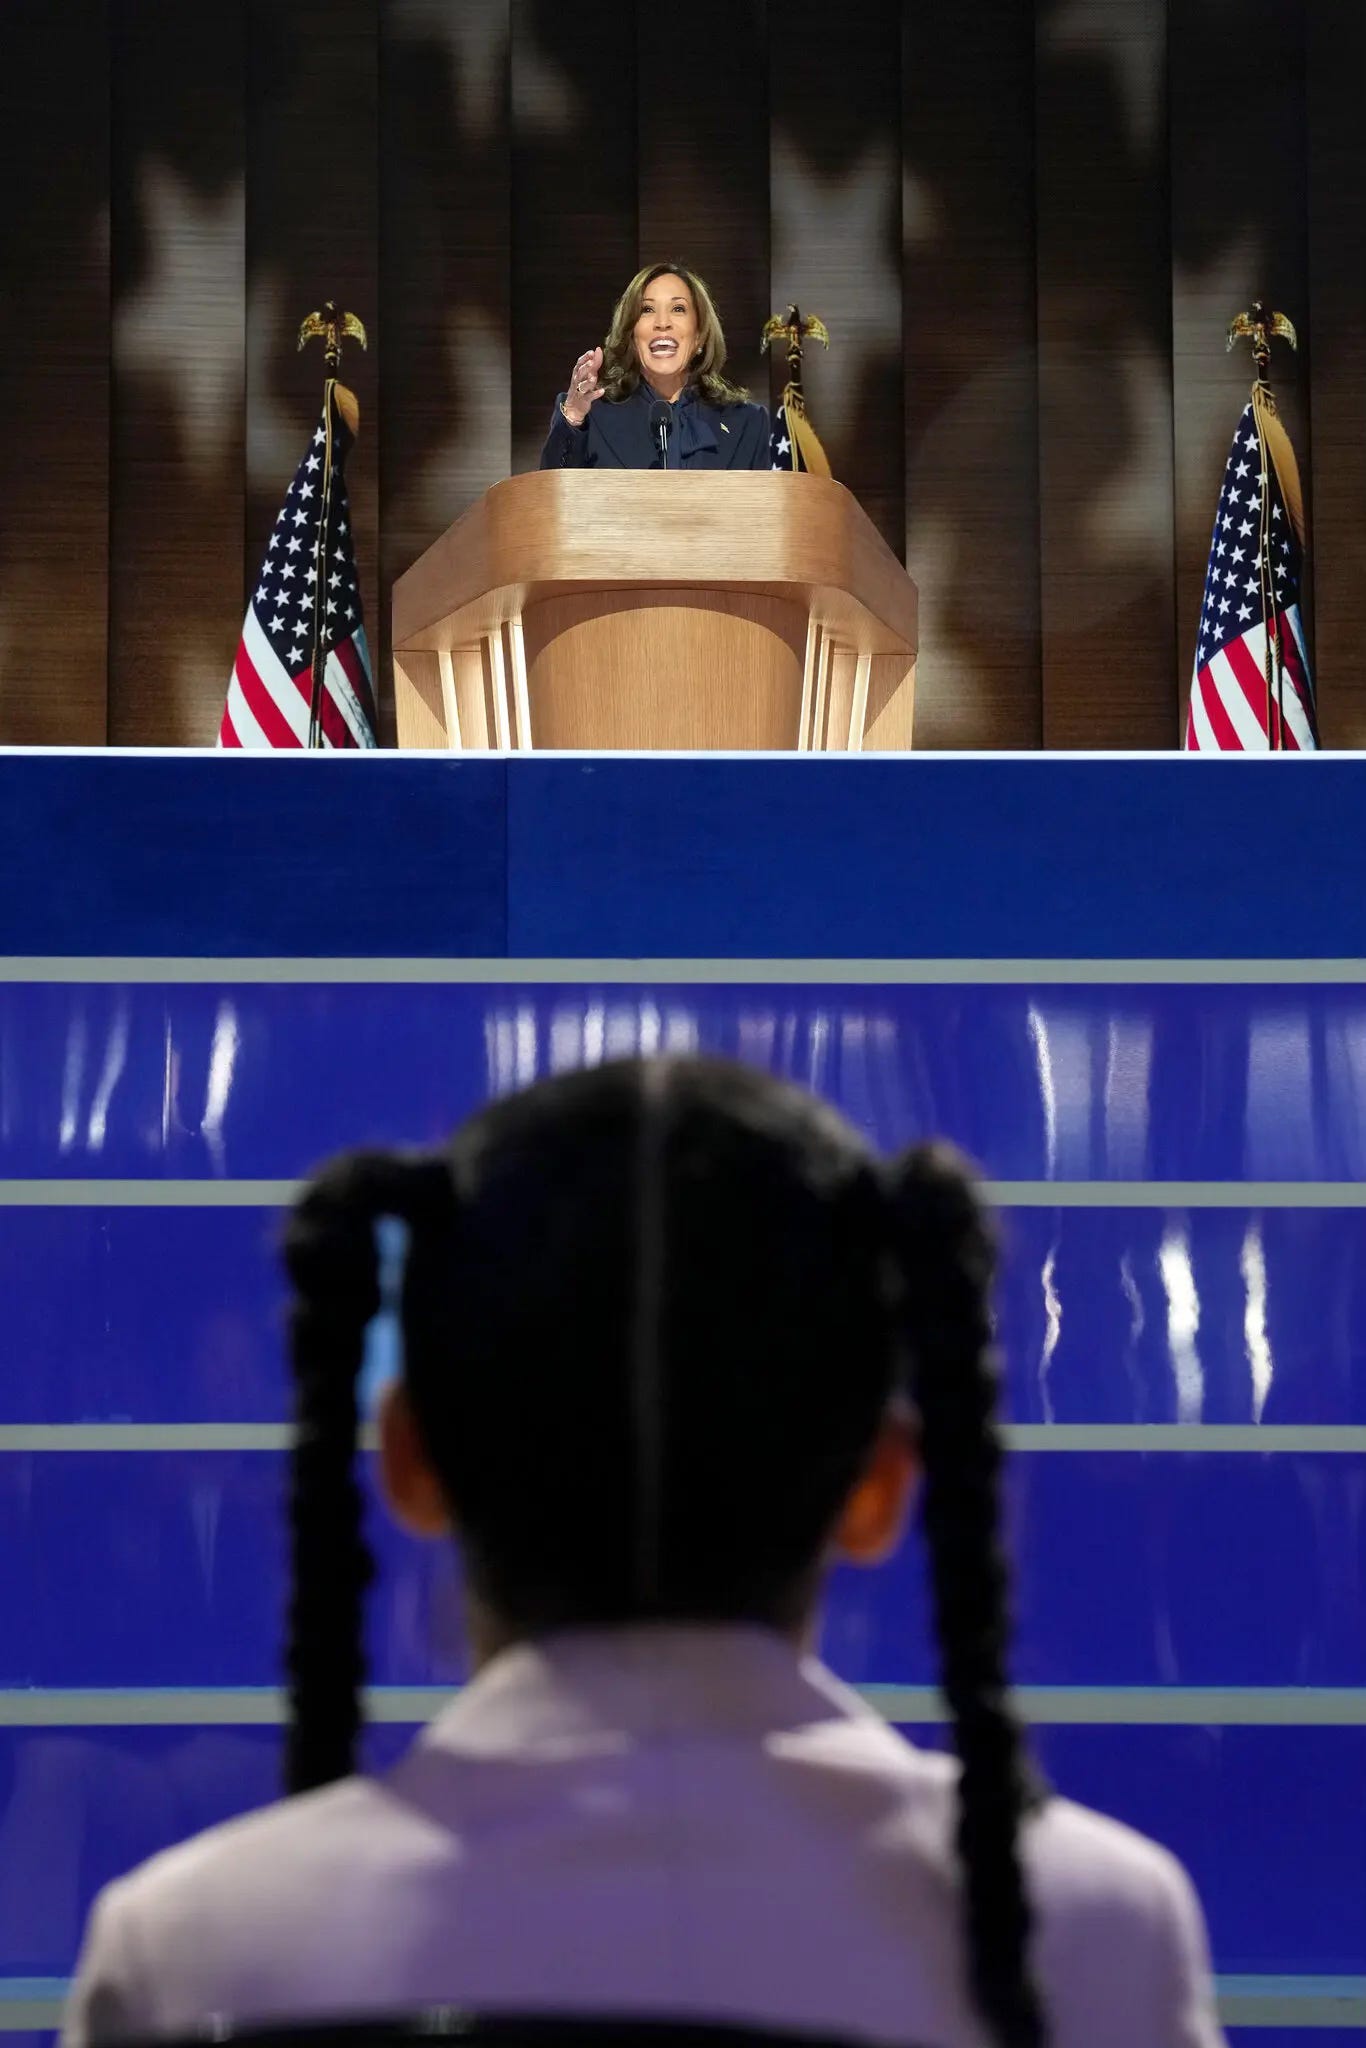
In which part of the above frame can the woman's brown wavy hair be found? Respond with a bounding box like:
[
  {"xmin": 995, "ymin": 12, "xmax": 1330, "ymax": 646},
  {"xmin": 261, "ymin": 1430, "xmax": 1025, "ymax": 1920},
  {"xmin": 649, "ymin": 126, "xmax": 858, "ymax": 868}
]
[{"xmin": 599, "ymin": 262, "xmax": 749, "ymax": 407}]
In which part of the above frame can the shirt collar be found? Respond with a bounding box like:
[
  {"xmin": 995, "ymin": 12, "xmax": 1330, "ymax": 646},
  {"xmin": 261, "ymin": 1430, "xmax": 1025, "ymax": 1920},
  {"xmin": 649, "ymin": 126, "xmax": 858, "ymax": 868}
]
[{"xmin": 412, "ymin": 1624, "xmax": 889, "ymax": 1761}]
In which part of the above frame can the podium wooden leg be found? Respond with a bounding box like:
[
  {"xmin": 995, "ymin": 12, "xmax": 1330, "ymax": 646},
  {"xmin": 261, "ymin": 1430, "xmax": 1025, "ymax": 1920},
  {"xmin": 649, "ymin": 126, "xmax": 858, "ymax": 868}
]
[
  {"xmin": 849, "ymin": 652, "xmax": 872, "ymax": 750},
  {"xmin": 810, "ymin": 633, "xmax": 833, "ymax": 750},
  {"xmin": 392, "ymin": 652, "xmax": 449, "ymax": 749},
  {"xmin": 506, "ymin": 614, "xmax": 533, "ymax": 749},
  {"xmin": 486, "ymin": 629, "xmax": 511, "ymax": 750},
  {"xmin": 798, "ymin": 619, "xmax": 821, "ymax": 752},
  {"xmin": 826, "ymin": 650, "xmax": 857, "ymax": 748},
  {"xmin": 862, "ymin": 656, "xmax": 916, "ymax": 750},
  {"xmin": 437, "ymin": 649, "xmax": 463, "ymax": 749},
  {"xmin": 452, "ymin": 649, "xmax": 490, "ymax": 748}
]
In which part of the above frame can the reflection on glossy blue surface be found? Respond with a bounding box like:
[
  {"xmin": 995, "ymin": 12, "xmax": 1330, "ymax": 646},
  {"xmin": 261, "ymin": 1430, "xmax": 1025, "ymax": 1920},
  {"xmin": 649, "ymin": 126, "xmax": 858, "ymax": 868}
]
[
  {"xmin": 996, "ymin": 1207, "xmax": 1366, "ymax": 1426},
  {"xmin": 6, "ymin": 1202, "xmax": 1366, "ymax": 1427},
  {"xmin": 2, "ymin": 1452, "xmax": 1362, "ymax": 1691},
  {"xmin": 9, "ymin": 980, "xmax": 1366, "ymax": 1183}
]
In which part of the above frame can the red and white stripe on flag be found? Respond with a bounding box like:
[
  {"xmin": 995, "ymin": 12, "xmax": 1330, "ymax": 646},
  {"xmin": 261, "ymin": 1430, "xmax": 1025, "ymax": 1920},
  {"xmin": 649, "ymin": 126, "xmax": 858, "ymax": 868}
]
[
  {"xmin": 1186, "ymin": 608, "xmax": 1316, "ymax": 754},
  {"xmin": 219, "ymin": 609, "xmax": 377, "ymax": 751}
]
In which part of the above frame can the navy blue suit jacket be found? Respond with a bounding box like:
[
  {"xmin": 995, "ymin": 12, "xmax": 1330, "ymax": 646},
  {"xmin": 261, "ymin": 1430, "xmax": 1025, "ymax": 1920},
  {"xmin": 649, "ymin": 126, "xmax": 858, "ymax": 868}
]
[{"xmin": 540, "ymin": 384, "xmax": 771, "ymax": 471}]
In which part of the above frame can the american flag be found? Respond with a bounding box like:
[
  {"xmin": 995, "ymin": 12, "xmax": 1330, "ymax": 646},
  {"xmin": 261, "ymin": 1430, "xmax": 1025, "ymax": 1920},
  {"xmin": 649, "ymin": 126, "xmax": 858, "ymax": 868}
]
[
  {"xmin": 218, "ymin": 385, "xmax": 377, "ymax": 749},
  {"xmin": 1185, "ymin": 401, "xmax": 1316, "ymax": 752}
]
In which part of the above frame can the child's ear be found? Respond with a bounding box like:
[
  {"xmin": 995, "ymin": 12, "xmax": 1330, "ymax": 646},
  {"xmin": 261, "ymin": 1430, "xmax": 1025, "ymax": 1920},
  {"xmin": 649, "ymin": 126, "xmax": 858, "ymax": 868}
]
[
  {"xmin": 831, "ymin": 1410, "xmax": 920, "ymax": 1565},
  {"xmin": 377, "ymin": 1380, "xmax": 453, "ymax": 1539}
]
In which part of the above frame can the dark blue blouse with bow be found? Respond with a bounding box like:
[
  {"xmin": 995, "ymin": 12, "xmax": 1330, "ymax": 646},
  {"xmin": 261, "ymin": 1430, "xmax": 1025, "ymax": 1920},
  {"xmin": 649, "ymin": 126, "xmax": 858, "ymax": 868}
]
[{"xmin": 540, "ymin": 379, "xmax": 771, "ymax": 471}]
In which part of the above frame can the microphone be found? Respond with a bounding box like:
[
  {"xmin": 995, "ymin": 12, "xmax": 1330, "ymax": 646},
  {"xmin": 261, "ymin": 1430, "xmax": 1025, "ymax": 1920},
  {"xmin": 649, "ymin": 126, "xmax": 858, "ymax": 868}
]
[{"xmin": 648, "ymin": 399, "xmax": 672, "ymax": 468}]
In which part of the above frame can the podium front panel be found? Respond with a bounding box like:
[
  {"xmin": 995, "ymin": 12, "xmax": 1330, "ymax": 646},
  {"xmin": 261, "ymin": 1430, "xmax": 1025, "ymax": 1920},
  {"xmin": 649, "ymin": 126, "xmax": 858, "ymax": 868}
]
[{"xmin": 521, "ymin": 589, "xmax": 807, "ymax": 750}]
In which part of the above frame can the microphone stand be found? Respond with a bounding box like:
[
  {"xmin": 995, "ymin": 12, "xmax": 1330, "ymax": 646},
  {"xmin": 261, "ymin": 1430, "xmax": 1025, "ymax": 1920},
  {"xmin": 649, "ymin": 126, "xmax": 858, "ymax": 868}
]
[{"xmin": 648, "ymin": 399, "xmax": 672, "ymax": 469}]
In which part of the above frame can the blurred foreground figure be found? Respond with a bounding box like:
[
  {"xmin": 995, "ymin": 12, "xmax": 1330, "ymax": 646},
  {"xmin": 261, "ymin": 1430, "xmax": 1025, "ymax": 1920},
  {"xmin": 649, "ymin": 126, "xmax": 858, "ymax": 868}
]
[{"xmin": 67, "ymin": 1057, "xmax": 1224, "ymax": 2048}]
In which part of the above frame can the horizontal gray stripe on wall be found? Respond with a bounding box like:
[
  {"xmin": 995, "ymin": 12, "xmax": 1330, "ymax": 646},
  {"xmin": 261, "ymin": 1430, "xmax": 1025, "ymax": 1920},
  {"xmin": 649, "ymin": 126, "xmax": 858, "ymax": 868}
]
[
  {"xmin": 3, "ymin": 1423, "xmax": 1364, "ymax": 1455},
  {"xmin": 3, "ymin": 1686, "xmax": 1364, "ymax": 1729},
  {"xmin": 4, "ymin": 1179, "xmax": 1366, "ymax": 1209},
  {"xmin": 1, "ymin": 1998, "xmax": 67, "ymax": 2028},
  {"xmin": 988, "ymin": 1181, "xmax": 1366, "ymax": 1208},
  {"xmin": 0, "ymin": 1179, "xmax": 300, "ymax": 1206},
  {"xmin": 867, "ymin": 1686, "xmax": 1366, "ymax": 1726},
  {"xmin": 1215, "ymin": 1976, "xmax": 1366, "ymax": 2027},
  {"xmin": 3, "ymin": 955, "xmax": 1366, "ymax": 984},
  {"xmin": 4, "ymin": 1984, "xmax": 1363, "ymax": 2032},
  {"xmin": 0, "ymin": 1980, "xmax": 67, "ymax": 2030},
  {"xmin": 1007, "ymin": 1423, "xmax": 1366, "ymax": 1452}
]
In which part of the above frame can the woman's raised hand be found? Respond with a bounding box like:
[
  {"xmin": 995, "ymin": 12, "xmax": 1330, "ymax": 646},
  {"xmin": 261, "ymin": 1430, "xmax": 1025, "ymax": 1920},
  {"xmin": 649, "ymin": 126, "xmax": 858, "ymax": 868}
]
[{"xmin": 562, "ymin": 346, "xmax": 604, "ymax": 427}]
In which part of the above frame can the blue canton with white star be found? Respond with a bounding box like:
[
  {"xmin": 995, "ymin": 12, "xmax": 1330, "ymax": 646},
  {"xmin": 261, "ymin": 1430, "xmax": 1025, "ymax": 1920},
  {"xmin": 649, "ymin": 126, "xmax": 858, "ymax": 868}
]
[
  {"xmin": 769, "ymin": 402, "xmax": 796, "ymax": 470},
  {"xmin": 253, "ymin": 395, "xmax": 364, "ymax": 668},
  {"xmin": 1197, "ymin": 401, "xmax": 1301, "ymax": 669}
]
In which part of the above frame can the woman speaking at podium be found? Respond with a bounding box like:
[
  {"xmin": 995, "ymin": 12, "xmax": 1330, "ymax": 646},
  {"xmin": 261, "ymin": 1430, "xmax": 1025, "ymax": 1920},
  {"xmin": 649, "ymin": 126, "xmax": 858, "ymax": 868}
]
[{"xmin": 540, "ymin": 263, "xmax": 771, "ymax": 471}]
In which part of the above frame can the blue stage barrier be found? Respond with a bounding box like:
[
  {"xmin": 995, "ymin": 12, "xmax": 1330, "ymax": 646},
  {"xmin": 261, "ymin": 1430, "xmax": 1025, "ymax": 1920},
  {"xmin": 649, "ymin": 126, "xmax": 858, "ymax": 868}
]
[{"xmin": 1, "ymin": 750, "xmax": 1363, "ymax": 2044}]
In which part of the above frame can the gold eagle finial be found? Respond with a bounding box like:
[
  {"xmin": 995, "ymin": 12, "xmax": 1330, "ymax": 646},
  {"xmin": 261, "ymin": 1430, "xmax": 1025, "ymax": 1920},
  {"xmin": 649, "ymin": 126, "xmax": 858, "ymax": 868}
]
[
  {"xmin": 761, "ymin": 305, "xmax": 830, "ymax": 364},
  {"xmin": 1227, "ymin": 302, "xmax": 1298, "ymax": 379},
  {"xmin": 297, "ymin": 302, "xmax": 369, "ymax": 372}
]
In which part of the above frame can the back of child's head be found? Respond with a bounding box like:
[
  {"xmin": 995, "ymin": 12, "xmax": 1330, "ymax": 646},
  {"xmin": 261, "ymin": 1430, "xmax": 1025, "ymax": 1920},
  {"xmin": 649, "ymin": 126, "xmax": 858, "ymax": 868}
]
[{"xmin": 283, "ymin": 1054, "xmax": 1046, "ymax": 2048}]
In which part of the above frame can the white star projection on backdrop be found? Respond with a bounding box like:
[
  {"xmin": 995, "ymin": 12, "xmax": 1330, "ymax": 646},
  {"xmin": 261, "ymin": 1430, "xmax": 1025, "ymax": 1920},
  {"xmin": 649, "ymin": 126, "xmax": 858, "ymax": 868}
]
[
  {"xmin": 769, "ymin": 136, "xmax": 901, "ymax": 452},
  {"xmin": 408, "ymin": 308, "xmax": 513, "ymax": 523},
  {"xmin": 512, "ymin": 30, "xmax": 580, "ymax": 137},
  {"xmin": 389, "ymin": 0, "xmax": 509, "ymax": 144},
  {"xmin": 1171, "ymin": 227, "xmax": 1266, "ymax": 560},
  {"xmin": 113, "ymin": 161, "xmax": 245, "ymax": 484},
  {"xmin": 900, "ymin": 165, "xmax": 941, "ymax": 247},
  {"xmin": 1042, "ymin": 0, "xmax": 1166, "ymax": 149},
  {"xmin": 245, "ymin": 272, "xmax": 314, "ymax": 507},
  {"xmin": 1084, "ymin": 344, "xmax": 1176, "ymax": 589}
]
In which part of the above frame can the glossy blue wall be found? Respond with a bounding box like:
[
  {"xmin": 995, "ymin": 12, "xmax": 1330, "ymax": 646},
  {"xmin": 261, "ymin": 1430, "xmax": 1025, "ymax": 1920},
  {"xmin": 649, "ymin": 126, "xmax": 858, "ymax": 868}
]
[{"xmin": 1, "ymin": 752, "xmax": 1364, "ymax": 2044}]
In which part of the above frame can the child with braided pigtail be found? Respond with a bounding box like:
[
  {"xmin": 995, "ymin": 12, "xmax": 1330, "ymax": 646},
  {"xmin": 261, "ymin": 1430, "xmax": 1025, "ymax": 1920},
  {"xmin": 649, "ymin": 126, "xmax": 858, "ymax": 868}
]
[{"xmin": 68, "ymin": 1058, "xmax": 1223, "ymax": 2048}]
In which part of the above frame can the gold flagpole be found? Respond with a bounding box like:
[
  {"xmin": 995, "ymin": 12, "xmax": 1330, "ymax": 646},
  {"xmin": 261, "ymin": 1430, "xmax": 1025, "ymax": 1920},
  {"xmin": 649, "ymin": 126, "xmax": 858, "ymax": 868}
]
[
  {"xmin": 297, "ymin": 303, "xmax": 368, "ymax": 749},
  {"xmin": 1227, "ymin": 301, "xmax": 1301, "ymax": 751}
]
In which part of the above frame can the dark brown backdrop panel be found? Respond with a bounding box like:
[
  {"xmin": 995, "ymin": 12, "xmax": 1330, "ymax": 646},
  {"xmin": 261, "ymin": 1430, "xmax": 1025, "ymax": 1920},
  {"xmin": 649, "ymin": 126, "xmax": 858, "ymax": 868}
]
[
  {"xmin": 380, "ymin": 0, "xmax": 510, "ymax": 746},
  {"xmin": 245, "ymin": 0, "xmax": 379, "ymax": 713},
  {"xmin": 903, "ymin": 1, "xmax": 1040, "ymax": 749},
  {"xmin": 1307, "ymin": 5, "xmax": 1366, "ymax": 749},
  {"xmin": 0, "ymin": 1, "xmax": 110, "ymax": 744},
  {"xmin": 769, "ymin": 0, "xmax": 903, "ymax": 554},
  {"xmin": 1035, "ymin": 0, "xmax": 1176, "ymax": 749},
  {"xmin": 637, "ymin": 0, "xmax": 769, "ymax": 404},
  {"xmin": 108, "ymin": 0, "xmax": 246, "ymax": 746},
  {"xmin": 1170, "ymin": 0, "xmax": 1310, "ymax": 733},
  {"xmin": 510, "ymin": 0, "xmax": 637, "ymax": 477}
]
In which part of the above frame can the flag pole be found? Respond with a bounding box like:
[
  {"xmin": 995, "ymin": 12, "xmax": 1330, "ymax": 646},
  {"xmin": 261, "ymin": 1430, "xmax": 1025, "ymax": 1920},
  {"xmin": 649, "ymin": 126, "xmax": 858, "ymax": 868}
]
[
  {"xmin": 297, "ymin": 303, "xmax": 368, "ymax": 749},
  {"xmin": 1227, "ymin": 302, "xmax": 1299, "ymax": 751},
  {"xmin": 761, "ymin": 305, "xmax": 831, "ymax": 476}
]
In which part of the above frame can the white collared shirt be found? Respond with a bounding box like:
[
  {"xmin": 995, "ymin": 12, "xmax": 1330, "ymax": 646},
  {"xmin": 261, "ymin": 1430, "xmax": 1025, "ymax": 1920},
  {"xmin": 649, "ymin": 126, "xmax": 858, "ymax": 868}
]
[{"xmin": 65, "ymin": 1627, "xmax": 1224, "ymax": 2047}]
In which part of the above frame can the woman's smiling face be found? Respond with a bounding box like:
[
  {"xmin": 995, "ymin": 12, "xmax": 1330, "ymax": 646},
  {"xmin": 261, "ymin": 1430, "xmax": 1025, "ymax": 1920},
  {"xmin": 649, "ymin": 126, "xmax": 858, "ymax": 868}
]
[{"xmin": 633, "ymin": 273, "xmax": 698, "ymax": 392}]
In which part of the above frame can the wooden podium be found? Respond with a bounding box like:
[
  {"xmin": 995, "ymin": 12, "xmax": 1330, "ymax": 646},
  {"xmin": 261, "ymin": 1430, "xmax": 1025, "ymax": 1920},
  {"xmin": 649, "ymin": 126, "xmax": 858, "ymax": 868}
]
[{"xmin": 391, "ymin": 471, "xmax": 917, "ymax": 751}]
